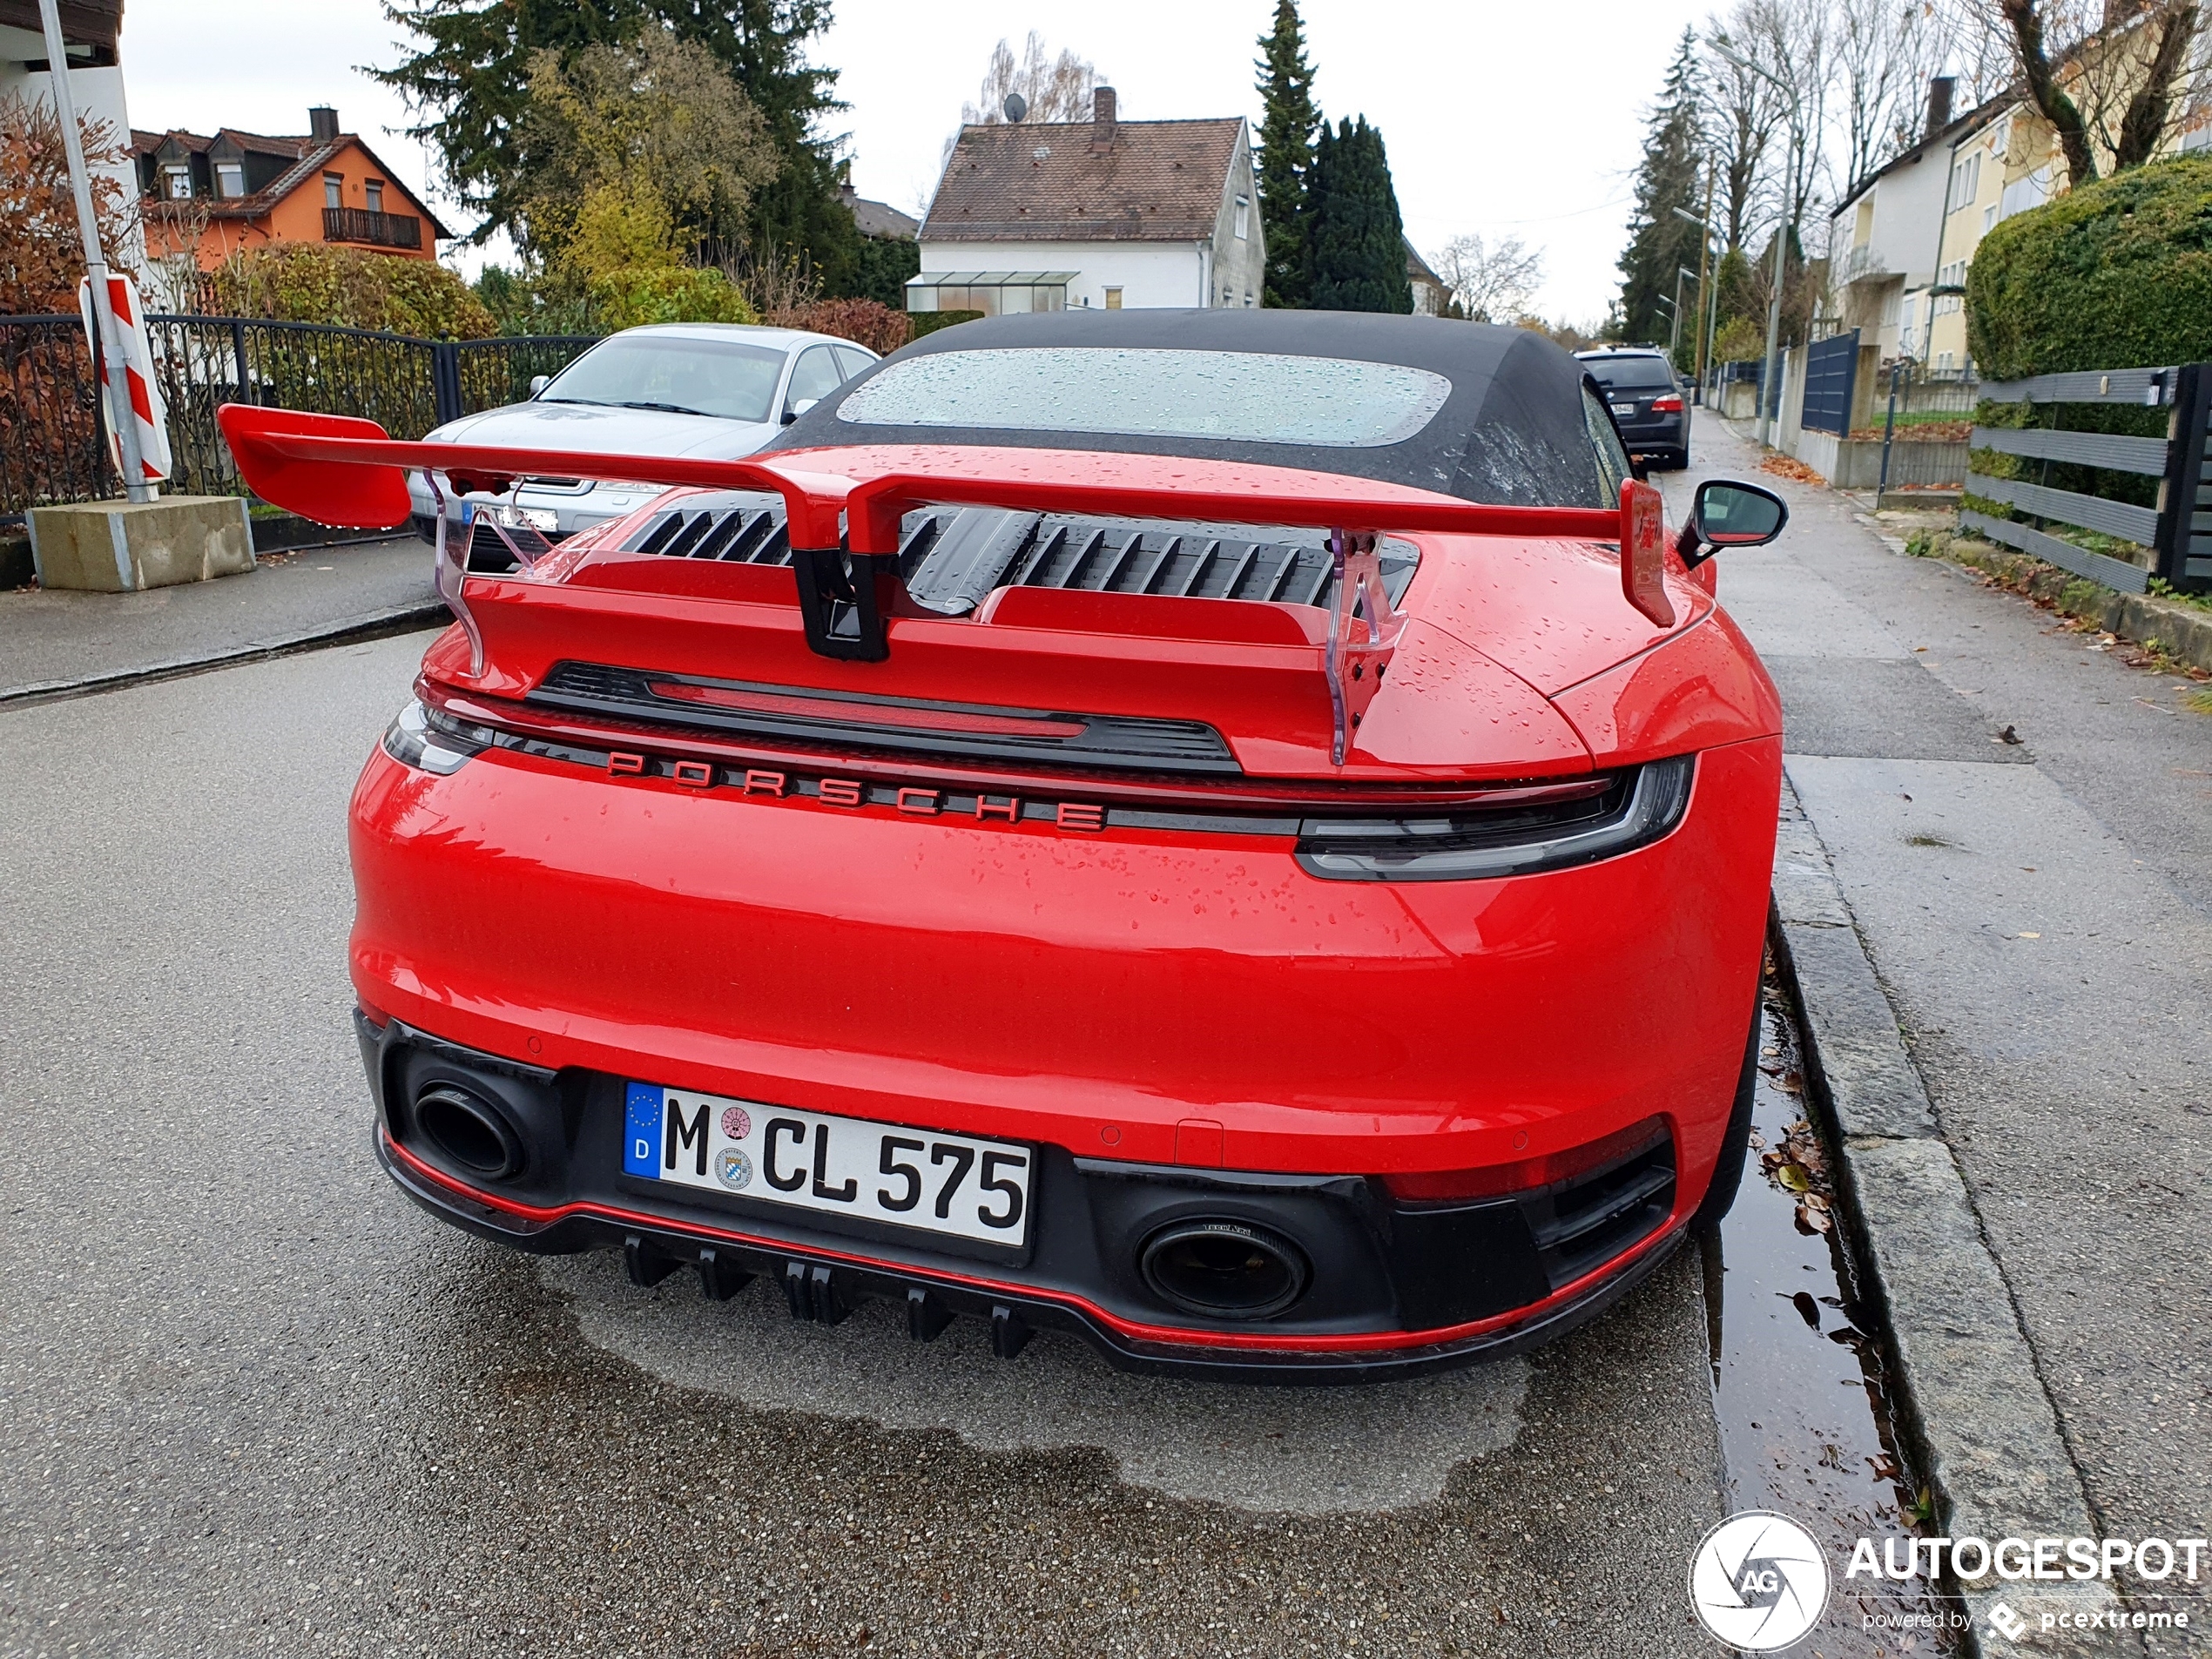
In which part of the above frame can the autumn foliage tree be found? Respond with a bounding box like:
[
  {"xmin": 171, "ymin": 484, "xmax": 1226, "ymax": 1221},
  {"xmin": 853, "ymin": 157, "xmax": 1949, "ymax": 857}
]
[{"xmin": 0, "ymin": 91, "xmax": 134, "ymax": 313}]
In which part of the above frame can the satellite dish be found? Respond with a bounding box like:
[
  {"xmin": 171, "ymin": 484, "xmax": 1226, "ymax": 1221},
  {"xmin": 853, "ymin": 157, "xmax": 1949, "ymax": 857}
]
[{"xmin": 1004, "ymin": 92, "xmax": 1028, "ymax": 123}]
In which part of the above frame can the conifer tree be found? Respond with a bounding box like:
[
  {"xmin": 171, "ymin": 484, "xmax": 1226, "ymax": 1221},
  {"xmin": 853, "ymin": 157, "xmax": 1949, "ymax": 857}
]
[
  {"xmin": 1615, "ymin": 28, "xmax": 1705, "ymax": 346},
  {"xmin": 1306, "ymin": 118, "xmax": 1412, "ymax": 314},
  {"xmin": 375, "ymin": 0, "xmax": 858, "ymax": 287},
  {"xmin": 1252, "ymin": 0, "xmax": 1318, "ymax": 308}
]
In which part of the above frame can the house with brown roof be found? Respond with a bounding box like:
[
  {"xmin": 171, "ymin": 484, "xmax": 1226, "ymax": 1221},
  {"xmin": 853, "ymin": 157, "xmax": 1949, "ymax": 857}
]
[
  {"xmin": 912, "ymin": 88, "xmax": 1263, "ymax": 315},
  {"xmin": 132, "ymin": 107, "xmax": 451, "ymax": 272}
]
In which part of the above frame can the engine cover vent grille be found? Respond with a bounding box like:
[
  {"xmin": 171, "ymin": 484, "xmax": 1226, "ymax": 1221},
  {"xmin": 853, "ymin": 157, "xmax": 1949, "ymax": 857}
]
[{"xmin": 616, "ymin": 495, "xmax": 1419, "ymax": 617}]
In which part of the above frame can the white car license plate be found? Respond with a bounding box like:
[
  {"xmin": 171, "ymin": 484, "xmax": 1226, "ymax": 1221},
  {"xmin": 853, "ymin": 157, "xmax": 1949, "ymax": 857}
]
[
  {"xmin": 497, "ymin": 504, "xmax": 559, "ymax": 533},
  {"xmin": 1612, "ymin": 401, "xmax": 1637, "ymax": 417},
  {"xmin": 623, "ymin": 1084, "xmax": 1032, "ymax": 1247}
]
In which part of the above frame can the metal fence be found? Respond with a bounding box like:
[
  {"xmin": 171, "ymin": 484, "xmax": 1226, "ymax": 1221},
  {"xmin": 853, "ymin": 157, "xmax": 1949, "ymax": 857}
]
[
  {"xmin": 1883, "ymin": 365, "xmax": 1980, "ymax": 424},
  {"xmin": 0, "ymin": 314, "xmax": 601, "ymax": 516},
  {"xmin": 0, "ymin": 318, "xmax": 110, "ymax": 516},
  {"xmin": 1707, "ymin": 358, "xmax": 1783, "ymax": 420}
]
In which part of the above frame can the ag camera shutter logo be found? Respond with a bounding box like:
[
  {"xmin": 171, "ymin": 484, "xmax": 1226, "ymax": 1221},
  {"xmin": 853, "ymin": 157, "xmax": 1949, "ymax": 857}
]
[{"xmin": 1689, "ymin": 1511, "xmax": 1831, "ymax": 1650}]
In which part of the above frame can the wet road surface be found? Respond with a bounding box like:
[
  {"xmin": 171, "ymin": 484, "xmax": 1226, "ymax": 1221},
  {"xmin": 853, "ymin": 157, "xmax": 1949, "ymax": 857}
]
[{"xmin": 0, "ymin": 626, "xmax": 1911, "ymax": 1656}]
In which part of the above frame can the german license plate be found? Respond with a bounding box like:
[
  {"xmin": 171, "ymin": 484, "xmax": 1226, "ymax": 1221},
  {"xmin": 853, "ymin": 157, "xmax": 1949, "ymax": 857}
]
[
  {"xmin": 1612, "ymin": 401, "xmax": 1637, "ymax": 417},
  {"xmin": 623, "ymin": 1084, "xmax": 1033, "ymax": 1246}
]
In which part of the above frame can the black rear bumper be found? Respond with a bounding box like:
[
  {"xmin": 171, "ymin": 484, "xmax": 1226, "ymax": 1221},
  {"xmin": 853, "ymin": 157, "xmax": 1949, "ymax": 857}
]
[
  {"xmin": 1618, "ymin": 415, "xmax": 1689, "ymax": 455},
  {"xmin": 361, "ymin": 1010, "xmax": 1685, "ymax": 1382}
]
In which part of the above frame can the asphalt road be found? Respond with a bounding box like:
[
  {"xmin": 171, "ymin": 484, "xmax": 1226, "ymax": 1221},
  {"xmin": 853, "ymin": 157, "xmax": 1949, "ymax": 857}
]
[{"xmin": 0, "ymin": 633, "xmax": 1749, "ymax": 1658}]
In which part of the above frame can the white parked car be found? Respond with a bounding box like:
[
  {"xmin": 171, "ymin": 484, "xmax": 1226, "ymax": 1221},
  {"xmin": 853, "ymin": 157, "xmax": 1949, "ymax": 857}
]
[{"xmin": 407, "ymin": 322, "xmax": 880, "ymax": 542}]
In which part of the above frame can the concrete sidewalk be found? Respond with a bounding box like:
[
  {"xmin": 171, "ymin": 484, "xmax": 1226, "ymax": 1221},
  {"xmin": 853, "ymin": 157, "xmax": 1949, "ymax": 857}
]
[
  {"xmin": 0, "ymin": 533, "xmax": 442, "ymax": 703},
  {"xmin": 1665, "ymin": 425, "xmax": 2212, "ymax": 1652}
]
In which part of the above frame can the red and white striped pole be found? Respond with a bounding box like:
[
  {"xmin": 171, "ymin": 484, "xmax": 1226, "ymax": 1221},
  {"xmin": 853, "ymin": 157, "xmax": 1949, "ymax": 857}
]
[
  {"xmin": 77, "ymin": 272, "xmax": 170, "ymax": 485},
  {"xmin": 37, "ymin": 0, "xmax": 154, "ymax": 503}
]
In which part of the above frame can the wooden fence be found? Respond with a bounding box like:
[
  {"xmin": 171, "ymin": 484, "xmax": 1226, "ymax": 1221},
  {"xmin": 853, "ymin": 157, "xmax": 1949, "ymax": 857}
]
[{"xmin": 1963, "ymin": 365, "xmax": 2212, "ymax": 595}]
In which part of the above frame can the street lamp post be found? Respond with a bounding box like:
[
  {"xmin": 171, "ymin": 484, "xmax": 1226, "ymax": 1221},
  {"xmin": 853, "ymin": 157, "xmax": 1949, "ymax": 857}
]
[
  {"xmin": 1672, "ymin": 168, "xmax": 1719, "ymax": 405},
  {"xmin": 1669, "ymin": 266, "xmax": 1699, "ymax": 359},
  {"xmin": 1712, "ymin": 41, "xmax": 1802, "ymax": 450}
]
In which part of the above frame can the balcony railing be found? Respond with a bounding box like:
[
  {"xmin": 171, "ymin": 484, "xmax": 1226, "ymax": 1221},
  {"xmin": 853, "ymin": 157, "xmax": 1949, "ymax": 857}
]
[
  {"xmin": 323, "ymin": 207, "xmax": 423, "ymax": 250},
  {"xmin": 1839, "ymin": 244, "xmax": 1893, "ymax": 283}
]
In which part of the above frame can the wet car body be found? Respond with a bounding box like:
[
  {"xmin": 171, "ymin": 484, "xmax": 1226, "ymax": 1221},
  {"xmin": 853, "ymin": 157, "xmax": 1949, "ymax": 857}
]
[
  {"xmin": 224, "ymin": 311, "xmax": 1785, "ymax": 1379},
  {"xmin": 1578, "ymin": 347, "xmax": 1691, "ymax": 470}
]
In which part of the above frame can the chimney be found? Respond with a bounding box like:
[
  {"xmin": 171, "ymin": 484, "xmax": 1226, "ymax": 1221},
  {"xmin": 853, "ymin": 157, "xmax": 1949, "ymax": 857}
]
[
  {"xmin": 308, "ymin": 106, "xmax": 339, "ymax": 143},
  {"xmin": 1091, "ymin": 86, "xmax": 1116, "ymax": 151},
  {"xmin": 1923, "ymin": 78, "xmax": 1954, "ymax": 143}
]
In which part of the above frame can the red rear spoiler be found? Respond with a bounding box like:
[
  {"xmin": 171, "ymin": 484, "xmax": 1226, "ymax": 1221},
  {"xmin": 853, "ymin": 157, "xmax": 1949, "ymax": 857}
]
[{"xmin": 217, "ymin": 404, "xmax": 1674, "ymax": 764}]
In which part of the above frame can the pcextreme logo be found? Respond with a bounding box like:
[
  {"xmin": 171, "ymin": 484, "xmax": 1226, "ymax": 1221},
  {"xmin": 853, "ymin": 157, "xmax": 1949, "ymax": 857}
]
[{"xmin": 1689, "ymin": 1511, "xmax": 1831, "ymax": 1651}]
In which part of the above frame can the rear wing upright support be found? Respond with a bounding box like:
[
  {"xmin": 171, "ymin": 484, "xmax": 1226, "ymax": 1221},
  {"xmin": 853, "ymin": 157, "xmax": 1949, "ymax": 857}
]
[{"xmin": 1324, "ymin": 529, "xmax": 1407, "ymax": 766}]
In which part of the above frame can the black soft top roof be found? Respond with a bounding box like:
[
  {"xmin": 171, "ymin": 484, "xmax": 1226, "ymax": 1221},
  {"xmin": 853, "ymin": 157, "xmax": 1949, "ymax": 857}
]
[{"xmin": 770, "ymin": 309, "xmax": 1611, "ymax": 509}]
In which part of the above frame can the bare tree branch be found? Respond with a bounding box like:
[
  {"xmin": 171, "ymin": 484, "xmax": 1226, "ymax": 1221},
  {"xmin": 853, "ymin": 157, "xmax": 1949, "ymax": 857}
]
[
  {"xmin": 961, "ymin": 32, "xmax": 1104, "ymax": 126},
  {"xmin": 1429, "ymin": 233, "xmax": 1545, "ymax": 321},
  {"xmin": 1998, "ymin": 0, "xmax": 2101, "ymax": 180},
  {"xmin": 1835, "ymin": 0, "xmax": 1947, "ymax": 192},
  {"xmin": 1704, "ymin": 3, "xmax": 1784, "ymax": 250},
  {"xmin": 1984, "ymin": 0, "xmax": 2205, "ymax": 181},
  {"xmin": 2114, "ymin": 0, "xmax": 2202, "ymax": 165}
]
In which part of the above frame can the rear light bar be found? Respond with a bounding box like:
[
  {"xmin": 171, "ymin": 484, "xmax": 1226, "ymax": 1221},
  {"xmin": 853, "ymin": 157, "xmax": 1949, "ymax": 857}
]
[
  {"xmin": 1384, "ymin": 1115, "xmax": 1672, "ymax": 1204},
  {"xmin": 1650, "ymin": 395, "xmax": 1685, "ymax": 413},
  {"xmin": 215, "ymin": 405, "xmax": 1680, "ymax": 765}
]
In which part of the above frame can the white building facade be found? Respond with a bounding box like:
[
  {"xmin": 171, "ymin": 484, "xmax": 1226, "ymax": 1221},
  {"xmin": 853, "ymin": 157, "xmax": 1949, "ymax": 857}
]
[{"xmin": 914, "ymin": 89, "xmax": 1264, "ymax": 316}]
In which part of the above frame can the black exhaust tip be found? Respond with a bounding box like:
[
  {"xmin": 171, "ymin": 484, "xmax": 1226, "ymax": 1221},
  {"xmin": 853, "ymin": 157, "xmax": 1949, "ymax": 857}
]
[
  {"xmin": 414, "ymin": 1083, "xmax": 525, "ymax": 1180},
  {"xmin": 1138, "ymin": 1218, "xmax": 1311, "ymax": 1320}
]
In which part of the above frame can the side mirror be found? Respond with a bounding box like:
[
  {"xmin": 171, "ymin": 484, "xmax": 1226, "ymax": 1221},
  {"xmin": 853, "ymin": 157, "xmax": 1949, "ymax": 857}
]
[
  {"xmin": 528, "ymin": 374, "xmax": 550, "ymax": 398},
  {"xmin": 1677, "ymin": 479, "xmax": 1787, "ymax": 567},
  {"xmin": 782, "ymin": 396, "xmax": 820, "ymax": 426}
]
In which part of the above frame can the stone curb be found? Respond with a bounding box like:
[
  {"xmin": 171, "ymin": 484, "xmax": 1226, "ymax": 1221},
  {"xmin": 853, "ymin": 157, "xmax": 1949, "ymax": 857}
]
[
  {"xmin": 0, "ymin": 600, "xmax": 448, "ymax": 710},
  {"xmin": 1770, "ymin": 780, "xmax": 2133, "ymax": 1658},
  {"xmin": 1900, "ymin": 529, "xmax": 2212, "ymax": 680}
]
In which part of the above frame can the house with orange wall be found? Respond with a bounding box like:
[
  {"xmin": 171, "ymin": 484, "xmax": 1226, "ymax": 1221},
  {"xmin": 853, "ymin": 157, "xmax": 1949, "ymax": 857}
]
[{"xmin": 132, "ymin": 106, "xmax": 451, "ymax": 271}]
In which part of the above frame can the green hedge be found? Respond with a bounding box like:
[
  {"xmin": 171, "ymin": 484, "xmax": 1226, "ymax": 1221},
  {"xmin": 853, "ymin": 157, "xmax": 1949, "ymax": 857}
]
[
  {"xmin": 907, "ymin": 308, "xmax": 983, "ymax": 341},
  {"xmin": 1967, "ymin": 157, "xmax": 2212, "ymax": 380}
]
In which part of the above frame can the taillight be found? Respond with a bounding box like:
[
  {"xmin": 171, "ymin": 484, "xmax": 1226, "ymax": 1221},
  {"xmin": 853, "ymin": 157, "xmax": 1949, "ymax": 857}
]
[
  {"xmin": 1384, "ymin": 1116, "xmax": 1671, "ymax": 1204},
  {"xmin": 1650, "ymin": 395, "xmax": 1684, "ymax": 412},
  {"xmin": 1294, "ymin": 755, "xmax": 1692, "ymax": 883},
  {"xmin": 382, "ymin": 698, "xmax": 492, "ymax": 774}
]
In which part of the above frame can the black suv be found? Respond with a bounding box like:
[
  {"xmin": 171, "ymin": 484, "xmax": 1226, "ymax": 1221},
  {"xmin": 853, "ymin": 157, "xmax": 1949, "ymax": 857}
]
[{"xmin": 1576, "ymin": 348, "xmax": 1689, "ymax": 471}]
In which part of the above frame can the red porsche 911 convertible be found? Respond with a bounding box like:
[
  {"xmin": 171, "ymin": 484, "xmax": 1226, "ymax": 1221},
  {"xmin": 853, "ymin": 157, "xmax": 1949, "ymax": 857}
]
[{"xmin": 221, "ymin": 311, "xmax": 1789, "ymax": 1379}]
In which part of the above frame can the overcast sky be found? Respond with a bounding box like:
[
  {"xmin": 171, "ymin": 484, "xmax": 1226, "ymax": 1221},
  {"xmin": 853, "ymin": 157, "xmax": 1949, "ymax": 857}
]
[{"xmin": 118, "ymin": 0, "xmax": 1712, "ymax": 324}]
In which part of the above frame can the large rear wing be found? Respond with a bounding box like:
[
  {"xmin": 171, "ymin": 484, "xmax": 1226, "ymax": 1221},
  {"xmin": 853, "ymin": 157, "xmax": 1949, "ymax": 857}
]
[{"xmin": 218, "ymin": 403, "xmax": 1675, "ymax": 765}]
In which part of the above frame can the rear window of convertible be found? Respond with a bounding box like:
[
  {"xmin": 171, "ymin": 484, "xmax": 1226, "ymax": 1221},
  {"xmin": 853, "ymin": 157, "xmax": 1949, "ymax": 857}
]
[{"xmin": 835, "ymin": 347, "xmax": 1453, "ymax": 448}]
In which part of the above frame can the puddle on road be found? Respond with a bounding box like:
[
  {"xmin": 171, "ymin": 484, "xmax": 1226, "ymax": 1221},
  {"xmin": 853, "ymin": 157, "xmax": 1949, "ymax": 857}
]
[
  {"xmin": 1704, "ymin": 978, "xmax": 1957, "ymax": 1653},
  {"xmin": 542, "ymin": 1251, "xmax": 1527, "ymax": 1514}
]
